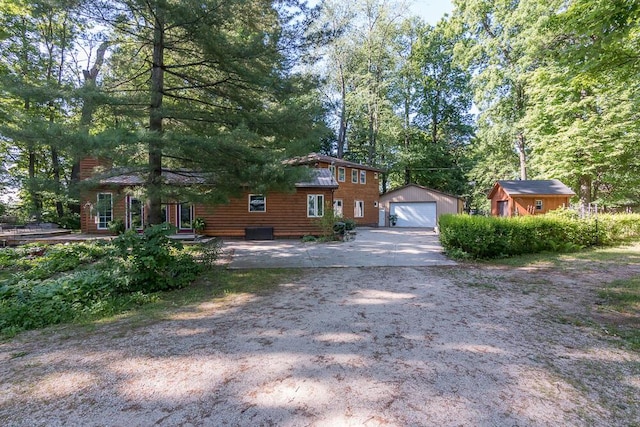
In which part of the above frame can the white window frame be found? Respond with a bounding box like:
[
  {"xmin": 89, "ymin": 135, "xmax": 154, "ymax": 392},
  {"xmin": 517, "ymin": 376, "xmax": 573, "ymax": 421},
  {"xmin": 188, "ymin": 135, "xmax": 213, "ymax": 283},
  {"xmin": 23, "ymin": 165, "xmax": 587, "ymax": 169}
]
[
  {"xmin": 307, "ymin": 194, "xmax": 324, "ymax": 218},
  {"xmin": 354, "ymin": 200, "xmax": 364, "ymax": 218},
  {"xmin": 535, "ymin": 199, "xmax": 543, "ymax": 211},
  {"xmin": 374, "ymin": 172, "xmax": 378, "ymax": 179},
  {"xmin": 178, "ymin": 203, "xmax": 194, "ymax": 230},
  {"xmin": 328, "ymin": 165, "xmax": 336, "ymax": 177},
  {"xmin": 127, "ymin": 196, "xmax": 144, "ymax": 230},
  {"xmin": 351, "ymin": 169, "xmax": 359, "ymax": 183},
  {"xmin": 338, "ymin": 167, "xmax": 345, "ymax": 182},
  {"xmin": 360, "ymin": 170, "xmax": 366, "ymax": 184},
  {"xmin": 248, "ymin": 194, "xmax": 266, "ymax": 212},
  {"xmin": 96, "ymin": 193, "xmax": 113, "ymax": 230},
  {"xmin": 160, "ymin": 203, "xmax": 170, "ymax": 224}
]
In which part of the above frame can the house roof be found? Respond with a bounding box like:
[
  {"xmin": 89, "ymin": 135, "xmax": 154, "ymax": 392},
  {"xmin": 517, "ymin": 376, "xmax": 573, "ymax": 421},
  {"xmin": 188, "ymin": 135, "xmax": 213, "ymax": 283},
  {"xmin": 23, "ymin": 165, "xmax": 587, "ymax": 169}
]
[
  {"xmin": 380, "ymin": 183, "xmax": 463, "ymax": 201},
  {"xmin": 99, "ymin": 169, "xmax": 208, "ymax": 186},
  {"xmin": 295, "ymin": 168, "xmax": 339, "ymax": 188},
  {"xmin": 488, "ymin": 179, "xmax": 576, "ymax": 199},
  {"xmin": 99, "ymin": 167, "xmax": 338, "ymax": 189},
  {"xmin": 288, "ymin": 152, "xmax": 384, "ymax": 173}
]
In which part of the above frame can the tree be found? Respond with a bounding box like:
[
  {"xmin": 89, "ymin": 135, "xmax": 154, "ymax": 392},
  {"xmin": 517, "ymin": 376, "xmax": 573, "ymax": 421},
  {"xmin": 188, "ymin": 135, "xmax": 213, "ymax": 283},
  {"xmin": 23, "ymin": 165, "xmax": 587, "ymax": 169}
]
[{"xmin": 86, "ymin": 0, "xmax": 328, "ymax": 225}]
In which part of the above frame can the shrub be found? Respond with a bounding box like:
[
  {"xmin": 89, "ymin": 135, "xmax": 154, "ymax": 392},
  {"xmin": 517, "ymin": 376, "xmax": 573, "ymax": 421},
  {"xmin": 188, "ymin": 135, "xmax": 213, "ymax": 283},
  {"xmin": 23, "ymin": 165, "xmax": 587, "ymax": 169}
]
[
  {"xmin": 108, "ymin": 218, "xmax": 126, "ymax": 235},
  {"xmin": 438, "ymin": 212, "xmax": 640, "ymax": 259},
  {"xmin": 112, "ymin": 223, "xmax": 200, "ymax": 292}
]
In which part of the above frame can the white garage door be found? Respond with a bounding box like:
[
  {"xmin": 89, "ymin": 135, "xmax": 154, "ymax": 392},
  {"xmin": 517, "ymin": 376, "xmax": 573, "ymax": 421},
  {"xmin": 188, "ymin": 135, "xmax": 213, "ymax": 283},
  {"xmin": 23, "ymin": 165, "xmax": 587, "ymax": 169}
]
[{"xmin": 391, "ymin": 202, "xmax": 437, "ymax": 228}]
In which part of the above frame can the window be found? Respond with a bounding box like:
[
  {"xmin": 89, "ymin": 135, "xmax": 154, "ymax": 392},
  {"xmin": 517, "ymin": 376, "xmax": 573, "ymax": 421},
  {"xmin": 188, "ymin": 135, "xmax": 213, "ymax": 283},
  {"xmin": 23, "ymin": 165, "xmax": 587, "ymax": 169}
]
[
  {"xmin": 333, "ymin": 199, "xmax": 343, "ymax": 216},
  {"xmin": 307, "ymin": 194, "xmax": 324, "ymax": 217},
  {"xmin": 360, "ymin": 170, "xmax": 366, "ymax": 184},
  {"xmin": 352, "ymin": 169, "xmax": 359, "ymax": 183},
  {"xmin": 328, "ymin": 165, "xmax": 336, "ymax": 177},
  {"xmin": 354, "ymin": 200, "xmax": 364, "ymax": 218},
  {"xmin": 374, "ymin": 172, "xmax": 378, "ymax": 180},
  {"xmin": 96, "ymin": 193, "xmax": 113, "ymax": 230},
  {"xmin": 249, "ymin": 194, "xmax": 266, "ymax": 212},
  {"xmin": 535, "ymin": 200, "xmax": 543, "ymax": 211},
  {"xmin": 128, "ymin": 197, "xmax": 144, "ymax": 230},
  {"xmin": 338, "ymin": 167, "xmax": 345, "ymax": 182},
  {"xmin": 161, "ymin": 204, "xmax": 169, "ymax": 223},
  {"xmin": 178, "ymin": 203, "xmax": 193, "ymax": 229}
]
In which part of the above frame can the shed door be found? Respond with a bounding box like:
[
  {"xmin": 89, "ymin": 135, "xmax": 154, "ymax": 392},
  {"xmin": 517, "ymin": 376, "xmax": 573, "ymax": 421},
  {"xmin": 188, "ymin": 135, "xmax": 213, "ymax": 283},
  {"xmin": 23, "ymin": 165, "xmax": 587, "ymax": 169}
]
[
  {"xmin": 390, "ymin": 202, "xmax": 437, "ymax": 228},
  {"xmin": 498, "ymin": 200, "xmax": 509, "ymax": 217}
]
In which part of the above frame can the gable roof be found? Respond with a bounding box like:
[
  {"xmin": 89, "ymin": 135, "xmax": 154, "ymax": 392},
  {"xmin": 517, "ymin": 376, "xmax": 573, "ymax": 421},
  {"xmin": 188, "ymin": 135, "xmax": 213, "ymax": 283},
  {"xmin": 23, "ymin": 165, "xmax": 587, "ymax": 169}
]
[
  {"xmin": 288, "ymin": 152, "xmax": 384, "ymax": 173},
  {"xmin": 489, "ymin": 179, "xmax": 575, "ymax": 199},
  {"xmin": 380, "ymin": 183, "xmax": 462, "ymax": 200}
]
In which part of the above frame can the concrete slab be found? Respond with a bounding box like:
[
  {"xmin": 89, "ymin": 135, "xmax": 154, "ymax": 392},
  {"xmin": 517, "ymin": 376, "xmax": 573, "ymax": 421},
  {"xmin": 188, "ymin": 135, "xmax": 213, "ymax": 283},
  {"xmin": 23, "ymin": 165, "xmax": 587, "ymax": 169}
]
[{"xmin": 225, "ymin": 227, "xmax": 456, "ymax": 268}]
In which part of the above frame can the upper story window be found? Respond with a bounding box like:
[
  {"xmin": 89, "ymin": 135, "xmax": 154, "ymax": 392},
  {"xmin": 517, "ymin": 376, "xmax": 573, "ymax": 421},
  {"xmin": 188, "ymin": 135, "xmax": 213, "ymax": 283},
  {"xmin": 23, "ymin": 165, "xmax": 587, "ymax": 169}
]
[
  {"xmin": 360, "ymin": 170, "xmax": 366, "ymax": 184},
  {"xmin": 351, "ymin": 169, "xmax": 358, "ymax": 183},
  {"xmin": 249, "ymin": 194, "xmax": 266, "ymax": 212},
  {"xmin": 338, "ymin": 167, "xmax": 345, "ymax": 182},
  {"xmin": 328, "ymin": 165, "xmax": 336, "ymax": 177}
]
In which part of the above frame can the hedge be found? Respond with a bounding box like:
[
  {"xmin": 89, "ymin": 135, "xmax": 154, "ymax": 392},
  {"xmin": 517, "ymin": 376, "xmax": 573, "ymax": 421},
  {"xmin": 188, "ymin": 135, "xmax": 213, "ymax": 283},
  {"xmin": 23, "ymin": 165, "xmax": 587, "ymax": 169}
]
[{"xmin": 438, "ymin": 212, "xmax": 640, "ymax": 259}]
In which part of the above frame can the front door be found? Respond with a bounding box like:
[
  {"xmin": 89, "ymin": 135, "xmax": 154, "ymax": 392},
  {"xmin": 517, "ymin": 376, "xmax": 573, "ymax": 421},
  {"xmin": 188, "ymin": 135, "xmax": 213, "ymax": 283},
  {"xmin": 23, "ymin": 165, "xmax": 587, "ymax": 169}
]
[{"xmin": 333, "ymin": 199, "xmax": 343, "ymax": 216}]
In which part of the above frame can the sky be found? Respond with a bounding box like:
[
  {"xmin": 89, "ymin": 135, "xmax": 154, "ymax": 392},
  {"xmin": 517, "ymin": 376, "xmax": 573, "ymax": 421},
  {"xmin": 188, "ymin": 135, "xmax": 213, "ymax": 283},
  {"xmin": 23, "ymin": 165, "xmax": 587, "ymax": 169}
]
[{"xmin": 410, "ymin": 0, "xmax": 455, "ymax": 25}]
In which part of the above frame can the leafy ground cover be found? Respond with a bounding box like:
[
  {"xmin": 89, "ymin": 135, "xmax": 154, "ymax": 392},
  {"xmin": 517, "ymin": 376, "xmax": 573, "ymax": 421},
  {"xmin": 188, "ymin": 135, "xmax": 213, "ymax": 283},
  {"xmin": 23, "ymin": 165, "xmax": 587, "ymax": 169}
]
[{"xmin": 0, "ymin": 225, "xmax": 215, "ymax": 337}]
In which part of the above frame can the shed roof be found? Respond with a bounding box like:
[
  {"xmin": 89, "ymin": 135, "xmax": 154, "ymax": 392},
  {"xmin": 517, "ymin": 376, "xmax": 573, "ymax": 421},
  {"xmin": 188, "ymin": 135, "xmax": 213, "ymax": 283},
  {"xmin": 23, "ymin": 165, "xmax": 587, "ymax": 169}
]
[
  {"xmin": 380, "ymin": 183, "xmax": 462, "ymax": 201},
  {"xmin": 489, "ymin": 179, "xmax": 575, "ymax": 199},
  {"xmin": 295, "ymin": 168, "xmax": 339, "ymax": 188}
]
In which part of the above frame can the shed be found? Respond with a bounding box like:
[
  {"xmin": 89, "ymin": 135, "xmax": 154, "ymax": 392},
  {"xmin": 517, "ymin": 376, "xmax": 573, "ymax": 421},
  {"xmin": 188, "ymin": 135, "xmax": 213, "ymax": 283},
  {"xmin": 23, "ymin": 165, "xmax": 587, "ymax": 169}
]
[
  {"xmin": 378, "ymin": 184, "xmax": 464, "ymax": 228},
  {"xmin": 488, "ymin": 179, "xmax": 575, "ymax": 217}
]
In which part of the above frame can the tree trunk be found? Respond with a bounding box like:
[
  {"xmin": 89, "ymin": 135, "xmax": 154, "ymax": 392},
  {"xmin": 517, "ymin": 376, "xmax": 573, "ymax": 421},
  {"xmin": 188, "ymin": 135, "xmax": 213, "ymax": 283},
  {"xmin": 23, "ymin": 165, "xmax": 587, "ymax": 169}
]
[
  {"xmin": 146, "ymin": 5, "xmax": 165, "ymax": 226},
  {"xmin": 70, "ymin": 41, "xmax": 110, "ymax": 215},
  {"xmin": 51, "ymin": 147, "xmax": 64, "ymax": 218},
  {"xmin": 517, "ymin": 132, "xmax": 527, "ymax": 180},
  {"xmin": 579, "ymin": 175, "xmax": 592, "ymax": 205},
  {"xmin": 336, "ymin": 64, "xmax": 347, "ymax": 158}
]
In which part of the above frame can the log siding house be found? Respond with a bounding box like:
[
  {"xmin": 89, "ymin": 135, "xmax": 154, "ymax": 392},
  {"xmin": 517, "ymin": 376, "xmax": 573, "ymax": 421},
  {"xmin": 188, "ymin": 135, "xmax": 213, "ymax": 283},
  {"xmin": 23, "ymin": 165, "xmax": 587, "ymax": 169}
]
[
  {"xmin": 80, "ymin": 154, "xmax": 382, "ymax": 238},
  {"xmin": 488, "ymin": 180, "xmax": 575, "ymax": 217}
]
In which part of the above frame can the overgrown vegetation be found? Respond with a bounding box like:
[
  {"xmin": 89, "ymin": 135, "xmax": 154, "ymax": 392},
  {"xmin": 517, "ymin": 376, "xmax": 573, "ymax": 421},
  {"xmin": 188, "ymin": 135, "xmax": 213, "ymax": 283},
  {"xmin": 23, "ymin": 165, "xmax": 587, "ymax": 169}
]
[
  {"xmin": 439, "ymin": 212, "xmax": 640, "ymax": 259},
  {"xmin": 0, "ymin": 225, "xmax": 216, "ymax": 337}
]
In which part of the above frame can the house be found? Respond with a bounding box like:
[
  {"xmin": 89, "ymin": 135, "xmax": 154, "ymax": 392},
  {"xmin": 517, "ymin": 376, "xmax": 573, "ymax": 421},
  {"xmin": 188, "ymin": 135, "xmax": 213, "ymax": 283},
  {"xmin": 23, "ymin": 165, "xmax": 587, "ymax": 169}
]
[
  {"xmin": 79, "ymin": 153, "xmax": 382, "ymax": 238},
  {"xmin": 378, "ymin": 184, "xmax": 464, "ymax": 228},
  {"xmin": 488, "ymin": 179, "xmax": 575, "ymax": 217}
]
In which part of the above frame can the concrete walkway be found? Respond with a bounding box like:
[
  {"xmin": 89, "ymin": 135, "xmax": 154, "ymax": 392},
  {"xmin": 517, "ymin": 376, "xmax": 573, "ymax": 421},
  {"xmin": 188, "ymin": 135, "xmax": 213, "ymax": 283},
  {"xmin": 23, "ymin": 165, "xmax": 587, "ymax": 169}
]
[{"xmin": 225, "ymin": 227, "xmax": 456, "ymax": 268}]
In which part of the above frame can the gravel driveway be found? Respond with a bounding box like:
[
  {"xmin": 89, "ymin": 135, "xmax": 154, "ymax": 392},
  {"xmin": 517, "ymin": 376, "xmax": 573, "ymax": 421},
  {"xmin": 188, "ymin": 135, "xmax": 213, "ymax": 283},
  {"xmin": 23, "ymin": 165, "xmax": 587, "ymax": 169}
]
[{"xmin": 1, "ymin": 256, "xmax": 639, "ymax": 425}]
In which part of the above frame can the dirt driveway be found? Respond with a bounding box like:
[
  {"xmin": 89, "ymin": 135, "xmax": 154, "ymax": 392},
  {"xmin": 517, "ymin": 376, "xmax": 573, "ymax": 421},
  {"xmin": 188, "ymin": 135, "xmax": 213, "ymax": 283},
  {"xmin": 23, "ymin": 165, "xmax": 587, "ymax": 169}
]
[{"xmin": 2, "ymin": 246, "xmax": 640, "ymax": 426}]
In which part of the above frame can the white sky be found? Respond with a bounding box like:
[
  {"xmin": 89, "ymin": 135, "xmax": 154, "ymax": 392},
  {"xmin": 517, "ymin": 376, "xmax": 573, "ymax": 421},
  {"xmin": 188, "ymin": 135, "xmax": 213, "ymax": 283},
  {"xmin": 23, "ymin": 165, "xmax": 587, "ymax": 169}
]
[{"xmin": 410, "ymin": 0, "xmax": 454, "ymax": 25}]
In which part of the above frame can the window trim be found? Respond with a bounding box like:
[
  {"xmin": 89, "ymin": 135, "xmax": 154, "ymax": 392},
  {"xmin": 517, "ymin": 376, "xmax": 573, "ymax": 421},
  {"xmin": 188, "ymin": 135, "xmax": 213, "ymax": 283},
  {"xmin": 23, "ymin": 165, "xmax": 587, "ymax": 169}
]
[
  {"xmin": 178, "ymin": 203, "xmax": 194, "ymax": 230},
  {"xmin": 338, "ymin": 167, "xmax": 346, "ymax": 182},
  {"xmin": 96, "ymin": 192, "xmax": 113, "ymax": 230},
  {"xmin": 248, "ymin": 194, "xmax": 266, "ymax": 212},
  {"xmin": 360, "ymin": 170, "xmax": 366, "ymax": 184},
  {"xmin": 351, "ymin": 169, "xmax": 359, "ymax": 183},
  {"xmin": 354, "ymin": 200, "xmax": 364, "ymax": 218},
  {"xmin": 333, "ymin": 198, "xmax": 343, "ymax": 216},
  {"xmin": 535, "ymin": 199, "xmax": 543, "ymax": 211},
  {"xmin": 328, "ymin": 165, "xmax": 336, "ymax": 177},
  {"xmin": 307, "ymin": 194, "xmax": 324, "ymax": 218},
  {"xmin": 127, "ymin": 196, "xmax": 144, "ymax": 230}
]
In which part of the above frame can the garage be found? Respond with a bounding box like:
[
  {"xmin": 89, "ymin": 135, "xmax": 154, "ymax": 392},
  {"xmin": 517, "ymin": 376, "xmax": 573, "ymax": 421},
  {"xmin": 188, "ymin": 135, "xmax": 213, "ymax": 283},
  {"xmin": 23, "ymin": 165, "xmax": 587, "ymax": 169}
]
[
  {"xmin": 379, "ymin": 184, "xmax": 463, "ymax": 228},
  {"xmin": 391, "ymin": 202, "xmax": 437, "ymax": 228}
]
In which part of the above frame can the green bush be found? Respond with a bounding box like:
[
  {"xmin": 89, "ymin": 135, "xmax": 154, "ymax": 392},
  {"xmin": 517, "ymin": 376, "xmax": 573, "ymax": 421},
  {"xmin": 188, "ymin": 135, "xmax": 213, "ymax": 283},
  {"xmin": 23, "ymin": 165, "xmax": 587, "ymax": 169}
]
[
  {"xmin": 438, "ymin": 212, "xmax": 640, "ymax": 259},
  {"xmin": 112, "ymin": 224, "xmax": 201, "ymax": 292}
]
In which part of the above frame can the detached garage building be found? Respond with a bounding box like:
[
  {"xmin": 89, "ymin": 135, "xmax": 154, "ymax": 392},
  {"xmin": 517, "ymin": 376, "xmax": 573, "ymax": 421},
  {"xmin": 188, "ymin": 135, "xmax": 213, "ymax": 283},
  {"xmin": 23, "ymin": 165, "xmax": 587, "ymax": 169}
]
[{"xmin": 379, "ymin": 184, "xmax": 464, "ymax": 228}]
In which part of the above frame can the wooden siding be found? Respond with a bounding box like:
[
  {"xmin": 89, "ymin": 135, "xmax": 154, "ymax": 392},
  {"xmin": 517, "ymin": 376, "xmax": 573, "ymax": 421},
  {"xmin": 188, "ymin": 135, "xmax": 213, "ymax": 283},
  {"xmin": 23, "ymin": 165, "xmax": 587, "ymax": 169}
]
[
  {"xmin": 79, "ymin": 157, "xmax": 112, "ymax": 180},
  {"xmin": 489, "ymin": 185, "xmax": 570, "ymax": 216},
  {"xmin": 316, "ymin": 161, "xmax": 379, "ymax": 226},
  {"xmin": 379, "ymin": 185, "xmax": 462, "ymax": 226},
  {"xmin": 195, "ymin": 189, "xmax": 333, "ymax": 238},
  {"xmin": 80, "ymin": 187, "xmax": 127, "ymax": 234}
]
